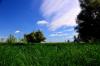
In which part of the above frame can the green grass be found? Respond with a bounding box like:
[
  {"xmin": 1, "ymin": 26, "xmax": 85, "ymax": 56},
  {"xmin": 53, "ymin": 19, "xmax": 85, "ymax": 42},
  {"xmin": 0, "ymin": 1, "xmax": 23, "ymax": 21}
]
[{"xmin": 0, "ymin": 43, "xmax": 100, "ymax": 66}]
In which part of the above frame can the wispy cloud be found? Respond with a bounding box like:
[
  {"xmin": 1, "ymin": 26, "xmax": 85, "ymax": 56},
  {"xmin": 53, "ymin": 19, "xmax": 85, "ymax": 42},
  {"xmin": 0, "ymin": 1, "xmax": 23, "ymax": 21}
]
[
  {"xmin": 63, "ymin": 28, "xmax": 74, "ymax": 32},
  {"xmin": 41, "ymin": 0, "xmax": 81, "ymax": 31},
  {"xmin": 48, "ymin": 32, "xmax": 75, "ymax": 42},
  {"xmin": 49, "ymin": 32, "xmax": 68, "ymax": 37}
]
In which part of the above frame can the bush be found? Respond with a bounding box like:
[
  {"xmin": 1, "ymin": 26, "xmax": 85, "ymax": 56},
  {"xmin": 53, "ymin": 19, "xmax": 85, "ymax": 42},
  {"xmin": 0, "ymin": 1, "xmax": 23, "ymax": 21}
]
[
  {"xmin": 6, "ymin": 34, "xmax": 17, "ymax": 43},
  {"xmin": 24, "ymin": 30, "xmax": 46, "ymax": 43}
]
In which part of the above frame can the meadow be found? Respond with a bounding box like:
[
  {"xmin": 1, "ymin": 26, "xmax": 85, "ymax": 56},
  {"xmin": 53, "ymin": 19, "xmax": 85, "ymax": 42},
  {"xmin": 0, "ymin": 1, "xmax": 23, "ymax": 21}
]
[{"xmin": 0, "ymin": 43, "xmax": 100, "ymax": 66}]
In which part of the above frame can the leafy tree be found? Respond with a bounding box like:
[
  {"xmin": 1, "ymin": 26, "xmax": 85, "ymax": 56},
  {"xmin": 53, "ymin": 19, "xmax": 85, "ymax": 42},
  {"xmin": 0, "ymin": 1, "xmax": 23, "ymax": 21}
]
[
  {"xmin": 34, "ymin": 30, "xmax": 46, "ymax": 43},
  {"xmin": 76, "ymin": 0, "xmax": 100, "ymax": 42},
  {"xmin": 24, "ymin": 32, "xmax": 36, "ymax": 43},
  {"xmin": 6, "ymin": 34, "xmax": 17, "ymax": 43},
  {"xmin": 24, "ymin": 30, "xmax": 46, "ymax": 43}
]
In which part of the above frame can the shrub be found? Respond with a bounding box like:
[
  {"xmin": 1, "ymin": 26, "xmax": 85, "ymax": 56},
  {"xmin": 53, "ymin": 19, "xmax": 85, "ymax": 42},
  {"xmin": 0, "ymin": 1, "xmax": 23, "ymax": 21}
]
[
  {"xmin": 24, "ymin": 30, "xmax": 46, "ymax": 43},
  {"xmin": 6, "ymin": 34, "xmax": 17, "ymax": 43}
]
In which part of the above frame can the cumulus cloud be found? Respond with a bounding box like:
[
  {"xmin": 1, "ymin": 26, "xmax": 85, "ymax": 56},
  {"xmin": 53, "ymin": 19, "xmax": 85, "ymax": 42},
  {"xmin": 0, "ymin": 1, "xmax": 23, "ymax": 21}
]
[
  {"xmin": 37, "ymin": 20, "xmax": 49, "ymax": 26},
  {"xmin": 15, "ymin": 30, "xmax": 20, "ymax": 34},
  {"xmin": 41, "ymin": 0, "xmax": 81, "ymax": 31}
]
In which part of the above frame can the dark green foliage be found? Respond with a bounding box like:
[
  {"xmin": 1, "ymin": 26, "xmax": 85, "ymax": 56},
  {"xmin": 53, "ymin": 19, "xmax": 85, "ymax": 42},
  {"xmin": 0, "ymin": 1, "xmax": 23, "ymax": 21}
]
[
  {"xmin": 0, "ymin": 43, "xmax": 100, "ymax": 66},
  {"xmin": 74, "ymin": 36, "xmax": 79, "ymax": 43},
  {"xmin": 19, "ymin": 38, "xmax": 27, "ymax": 44},
  {"xmin": 76, "ymin": 0, "xmax": 100, "ymax": 42},
  {"xmin": 6, "ymin": 34, "xmax": 17, "ymax": 43},
  {"xmin": 35, "ymin": 30, "xmax": 46, "ymax": 43},
  {"xmin": 24, "ymin": 30, "xmax": 46, "ymax": 43}
]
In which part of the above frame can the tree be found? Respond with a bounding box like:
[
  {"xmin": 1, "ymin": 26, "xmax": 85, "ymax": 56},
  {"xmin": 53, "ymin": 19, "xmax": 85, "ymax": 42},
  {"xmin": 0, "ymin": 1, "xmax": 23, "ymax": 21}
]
[
  {"xmin": 74, "ymin": 36, "xmax": 79, "ymax": 43},
  {"xmin": 6, "ymin": 34, "xmax": 17, "ymax": 43},
  {"xmin": 76, "ymin": 0, "xmax": 100, "ymax": 42},
  {"xmin": 24, "ymin": 32, "xmax": 36, "ymax": 43},
  {"xmin": 24, "ymin": 30, "xmax": 46, "ymax": 43},
  {"xmin": 35, "ymin": 30, "xmax": 46, "ymax": 43}
]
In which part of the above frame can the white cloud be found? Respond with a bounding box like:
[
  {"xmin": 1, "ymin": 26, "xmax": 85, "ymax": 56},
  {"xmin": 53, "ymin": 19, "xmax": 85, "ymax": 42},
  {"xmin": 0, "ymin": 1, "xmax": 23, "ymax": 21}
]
[
  {"xmin": 63, "ymin": 28, "xmax": 74, "ymax": 32},
  {"xmin": 41, "ymin": 0, "xmax": 81, "ymax": 31},
  {"xmin": 37, "ymin": 20, "xmax": 49, "ymax": 26},
  {"xmin": 49, "ymin": 32, "xmax": 68, "ymax": 37},
  {"xmin": 15, "ymin": 30, "xmax": 20, "ymax": 34},
  {"xmin": 48, "ymin": 32, "xmax": 75, "ymax": 42},
  {"xmin": 57, "ymin": 32, "xmax": 63, "ymax": 34},
  {"xmin": 50, "ymin": 33, "xmax": 68, "ymax": 37}
]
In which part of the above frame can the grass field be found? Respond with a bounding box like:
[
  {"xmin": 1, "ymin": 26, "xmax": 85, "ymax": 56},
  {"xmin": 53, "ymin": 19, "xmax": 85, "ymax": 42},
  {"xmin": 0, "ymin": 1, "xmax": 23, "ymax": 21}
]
[{"xmin": 0, "ymin": 43, "xmax": 100, "ymax": 66}]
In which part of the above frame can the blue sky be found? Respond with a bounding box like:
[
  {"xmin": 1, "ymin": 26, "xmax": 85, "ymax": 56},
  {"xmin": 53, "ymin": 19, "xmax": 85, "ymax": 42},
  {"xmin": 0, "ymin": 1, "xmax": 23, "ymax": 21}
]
[{"xmin": 0, "ymin": 0, "xmax": 81, "ymax": 42}]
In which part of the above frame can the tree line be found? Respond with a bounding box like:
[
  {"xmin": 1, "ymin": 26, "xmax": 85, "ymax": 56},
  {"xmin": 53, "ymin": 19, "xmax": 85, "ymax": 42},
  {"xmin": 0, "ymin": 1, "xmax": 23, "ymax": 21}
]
[{"xmin": 0, "ymin": 30, "xmax": 46, "ymax": 44}]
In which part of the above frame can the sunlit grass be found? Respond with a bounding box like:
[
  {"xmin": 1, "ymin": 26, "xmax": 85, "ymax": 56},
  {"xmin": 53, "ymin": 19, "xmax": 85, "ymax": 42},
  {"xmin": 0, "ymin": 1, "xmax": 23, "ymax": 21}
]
[{"xmin": 0, "ymin": 43, "xmax": 99, "ymax": 66}]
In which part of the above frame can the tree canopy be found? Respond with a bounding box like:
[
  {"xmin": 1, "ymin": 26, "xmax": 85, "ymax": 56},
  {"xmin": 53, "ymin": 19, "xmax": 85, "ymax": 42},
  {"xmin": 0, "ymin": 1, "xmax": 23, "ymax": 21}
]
[
  {"xmin": 76, "ymin": 0, "xmax": 100, "ymax": 42},
  {"xmin": 24, "ymin": 30, "xmax": 46, "ymax": 43}
]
